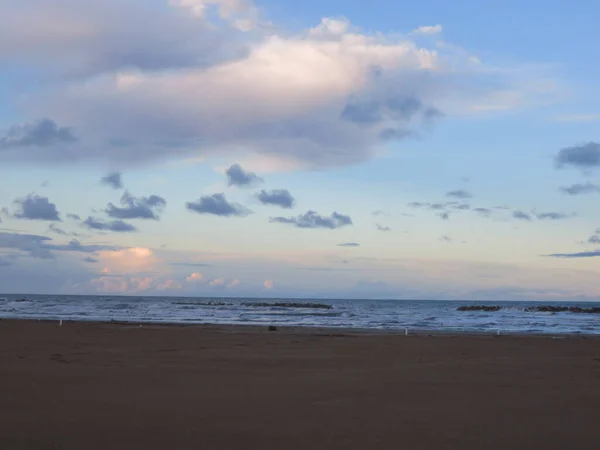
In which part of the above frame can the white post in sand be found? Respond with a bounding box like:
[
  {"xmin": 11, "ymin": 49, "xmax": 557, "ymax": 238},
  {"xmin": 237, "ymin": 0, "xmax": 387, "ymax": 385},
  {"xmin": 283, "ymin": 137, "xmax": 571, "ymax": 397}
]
[
  {"xmin": 59, "ymin": 319, "xmax": 62, "ymax": 326},
  {"xmin": 497, "ymin": 329, "xmax": 500, "ymax": 336},
  {"xmin": 404, "ymin": 327, "xmax": 408, "ymax": 336}
]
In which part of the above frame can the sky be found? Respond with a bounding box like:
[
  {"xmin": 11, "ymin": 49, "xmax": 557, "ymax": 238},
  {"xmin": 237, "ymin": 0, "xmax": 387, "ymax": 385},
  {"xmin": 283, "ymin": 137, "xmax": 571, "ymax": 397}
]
[{"xmin": 1, "ymin": 0, "xmax": 600, "ymax": 301}]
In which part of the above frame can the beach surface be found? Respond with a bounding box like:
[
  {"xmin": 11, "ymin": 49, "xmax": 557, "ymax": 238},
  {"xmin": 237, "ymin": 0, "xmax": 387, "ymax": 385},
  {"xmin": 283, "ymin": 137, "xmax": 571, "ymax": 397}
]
[{"xmin": 1, "ymin": 320, "xmax": 599, "ymax": 449}]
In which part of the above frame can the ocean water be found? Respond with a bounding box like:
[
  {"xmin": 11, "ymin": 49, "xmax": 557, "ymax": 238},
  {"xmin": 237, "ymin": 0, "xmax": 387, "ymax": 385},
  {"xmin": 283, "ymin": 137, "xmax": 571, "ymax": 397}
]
[{"xmin": 1, "ymin": 294, "xmax": 599, "ymax": 335}]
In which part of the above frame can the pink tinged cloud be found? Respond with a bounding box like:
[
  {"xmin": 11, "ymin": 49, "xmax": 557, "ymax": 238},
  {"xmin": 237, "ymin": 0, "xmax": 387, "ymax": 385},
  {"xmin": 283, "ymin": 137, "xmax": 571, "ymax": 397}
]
[{"xmin": 185, "ymin": 272, "xmax": 204, "ymax": 282}]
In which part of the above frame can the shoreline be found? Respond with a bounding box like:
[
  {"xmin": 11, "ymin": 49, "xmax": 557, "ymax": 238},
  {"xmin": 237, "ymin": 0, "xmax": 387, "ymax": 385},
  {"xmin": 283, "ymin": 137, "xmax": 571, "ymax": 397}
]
[{"xmin": 2, "ymin": 317, "xmax": 599, "ymax": 338}]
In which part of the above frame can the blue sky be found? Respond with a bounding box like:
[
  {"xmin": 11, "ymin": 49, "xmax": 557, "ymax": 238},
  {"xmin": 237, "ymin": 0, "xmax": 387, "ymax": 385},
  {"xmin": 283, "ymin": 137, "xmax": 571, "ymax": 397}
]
[{"xmin": 1, "ymin": 0, "xmax": 600, "ymax": 300}]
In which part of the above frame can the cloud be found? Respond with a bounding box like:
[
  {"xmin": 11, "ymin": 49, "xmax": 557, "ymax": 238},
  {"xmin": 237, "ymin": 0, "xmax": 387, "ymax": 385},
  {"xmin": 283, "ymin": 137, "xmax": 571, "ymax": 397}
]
[
  {"xmin": 440, "ymin": 235, "xmax": 452, "ymax": 242},
  {"xmin": 534, "ymin": 211, "xmax": 572, "ymax": 220},
  {"xmin": 438, "ymin": 212, "xmax": 450, "ymax": 220},
  {"xmin": 264, "ymin": 279, "xmax": 274, "ymax": 289},
  {"xmin": 13, "ymin": 194, "xmax": 61, "ymax": 221},
  {"xmin": 0, "ymin": 119, "xmax": 76, "ymax": 150},
  {"xmin": 256, "ymin": 189, "xmax": 295, "ymax": 208},
  {"xmin": 0, "ymin": 231, "xmax": 116, "ymax": 260},
  {"xmin": 588, "ymin": 235, "xmax": 600, "ymax": 244},
  {"xmin": 2, "ymin": 6, "xmax": 558, "ymax": 169},
  {"xmin": 170, "ymin": 262, "xmax": 212, "ymax": 267},
  {"xmin": 83, "ymin": 216, "xmax": 138, "ymax": 232},
  {"xmin": 559, "ymin": 183, "xmax": 600, "ymax": 195},
  {"xmin": 446, "ymin": 189, "xmax": 472, "ymax": 199},
  {"xmin": 186, "ymin": 193, "xmax": 251, "ymax": 217},
  {"xmin": 372, "ymin": 210, "xmax": 388, "ymax": 216},
  {"xmin": 105, "ymin": 191, "xmax": 166, "ymax": 220},
  {"xmin": 66, "ymin": 213, "xmax": 81, "ymax": 221},
  {"xmin": 226, "ymin": 164, "xmax": 263, "ymax": 187},
  {"xmin": 555, "ymin": 142, "xmax": 600, "ymax": 170},
  {"xmin": 0, "ymin": 0, "xmax": 248, "ymax": 78},
  {"xmin": 547, "ymin": 250, "xmax": 600, "ymax": 258},
  {"xmin": 338, "ymin": 242, "xmax": 360, "ymax": 247},
  {"xmin": 48, "ymin": 223, "xmax": 79, "ymax": 237},
  {"xmin": 376, "ymin": 223, "xmax": 391, "ymax": 231},
  {"xmin": 100, "ymin": 172, "xmax": 123, "ymax": 189},
  {"xmin": 170, "ymin": 0, "xmax": 260, "ymax": 31},
  {"xmin": 411, "ymin": 25, "xmax": 443, "ymax": 35},
  {"xmin": 84, "ymin": 256, "xmax": 99, "ymax": 263},
  {"xmin": 473, "ymin": 207, "xmax": 492, "ymax": 217},
  {"xmin": 340, "ymin": 95, "xmax": 425, "ymax": 125},
  {"xmin": 185, "ymin": 272, "xmax": 204, "ymax": 282},
  {"xmin": 95, "ymin": 247, "xmax": 159, "ymax": 276},
  {"xmin": 512, "ymin": 210, "xmax": 532, "ymax": 221},
  {"xmin": 270, "ymin": 211, "xmax": 352, "ymax": 229}
]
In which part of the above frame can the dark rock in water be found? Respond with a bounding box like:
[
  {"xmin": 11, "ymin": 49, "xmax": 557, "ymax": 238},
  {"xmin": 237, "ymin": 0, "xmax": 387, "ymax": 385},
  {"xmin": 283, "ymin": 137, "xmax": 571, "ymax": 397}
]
[
  {"xmin": 243, "ymin": 302, "xmax": 333, "ymax": 310},
  {"xmin": 16, "ymin": 298, "xmax": 30, "ymax": 302},
  {"xmin": 268, "ymin": 325, "xmax": 277, "ymax": 332},
  {"xmin": 457, "ymin": 305, "xmax": 501, "ymax": 312},
  {"xmin": 459, "ymin": 305, "xmax": 600, "ymax": 314}
]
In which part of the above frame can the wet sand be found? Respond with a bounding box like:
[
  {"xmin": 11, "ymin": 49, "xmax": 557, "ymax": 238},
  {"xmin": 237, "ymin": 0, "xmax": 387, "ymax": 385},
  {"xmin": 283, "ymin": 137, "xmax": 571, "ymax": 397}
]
[{"xmin": 1, "ymin": 319, "xmax": 599, "ymax": 449}]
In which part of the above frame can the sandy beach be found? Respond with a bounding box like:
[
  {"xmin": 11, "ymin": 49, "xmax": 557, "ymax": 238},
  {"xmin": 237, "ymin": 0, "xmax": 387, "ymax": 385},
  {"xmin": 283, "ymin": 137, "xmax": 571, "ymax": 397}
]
[{"xmin": 1, "ymin": 320, "xmax": 599, "ymax": 450}]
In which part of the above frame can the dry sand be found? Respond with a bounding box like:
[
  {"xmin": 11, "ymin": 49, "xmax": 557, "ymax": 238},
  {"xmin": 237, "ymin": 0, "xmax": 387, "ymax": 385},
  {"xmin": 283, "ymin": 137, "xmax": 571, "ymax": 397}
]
[{"xmin": 1, "ymin": 319, "xmax": 599, "ymax": 449}]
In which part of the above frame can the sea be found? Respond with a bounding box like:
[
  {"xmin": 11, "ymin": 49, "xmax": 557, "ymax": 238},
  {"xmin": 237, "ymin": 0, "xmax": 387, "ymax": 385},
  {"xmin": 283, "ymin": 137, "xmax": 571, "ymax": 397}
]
[{"xmin": 1, "ymin": 294, "xmax": 599, "ymax": 335}]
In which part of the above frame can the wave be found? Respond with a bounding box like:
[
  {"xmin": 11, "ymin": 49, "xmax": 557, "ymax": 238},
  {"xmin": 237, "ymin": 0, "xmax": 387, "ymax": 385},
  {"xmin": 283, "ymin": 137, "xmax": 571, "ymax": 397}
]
[{"xmin": 241, "ymin": 302, "xmax": 333, "ymax": 310}]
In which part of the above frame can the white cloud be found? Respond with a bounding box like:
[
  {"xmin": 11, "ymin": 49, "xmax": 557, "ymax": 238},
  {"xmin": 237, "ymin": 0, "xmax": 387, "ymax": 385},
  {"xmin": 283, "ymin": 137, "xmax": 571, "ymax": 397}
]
[
  {"xmin": 170, "ymin": 0, "xmax": 259, "ymax": 30},
  {"xmin": 1, "ymin": 2, "xmax": 561, "ymax": 170},
  {"xmin": 185, "ymin": 272, "xmax": 204, "ymax": 282},
  {"xmin": 411, "ymin": 25, "xmax": 443, "ymax": 35},
  {"xmin": 96, "ymin": 247, "xmax": 159, "ymax": 274}
]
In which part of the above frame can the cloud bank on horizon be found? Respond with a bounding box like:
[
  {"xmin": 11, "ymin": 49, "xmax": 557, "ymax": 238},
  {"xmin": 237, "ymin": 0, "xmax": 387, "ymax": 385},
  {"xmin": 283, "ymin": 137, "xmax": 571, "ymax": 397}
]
[{"xmin": 0, "ymin": 0, "xmax": 600, "ymax": 300}]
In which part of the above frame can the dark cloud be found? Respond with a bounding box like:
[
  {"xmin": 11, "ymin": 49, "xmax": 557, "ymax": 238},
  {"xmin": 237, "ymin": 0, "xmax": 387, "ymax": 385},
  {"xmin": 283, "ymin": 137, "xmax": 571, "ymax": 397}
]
[
  {"xmin": 48, "ymin": 223, "xmax": 79, "ymax": 237},
  {"xmin": 376, "ymin": 223, "xmax": 391, "ymax": 231},
  {"xmin": 66, "ymin": 213, "xmax": 81, "ymax": 221},
  {"xmin": 372, "ymin": 210, "xmax": 389, "ymax": 217},
  {"xmin": 105, "ymin": 191, "xmax": 166, "ymax": 220},
  {"xmin": 270, "ymin": 211, "xmax": 352, "ymax": 229},
  {"xmin": 534, "ymin": 211, "xmax": 572, "ymax": 220},
  {"xmin": 186, "ymin": 193, "xmax": 251, "ymax": 217},
  {"xmin": 446, "ymin": 189, "xmax": 472, "ymax": 199},
  {"xmin": 440, "ymin": 235, "xmax": 452, "ymax": 242},
  {"xmin": 473, "ymin": 208, "xmax": 492, "ymax": 217},
  {"xmin": 84, "ymin": 257, "xmax": 99, "ymax": 263},
  {"xmin": 423, "ymin": 107, "xmax": 443, "ymax": 121},
  {"xmin": 513, "ymin": 211, "xmax": 532, "ymax": 221},
  {"xmin": 13, "ymin": 194, "xmax": 61, "ymax": 221},
  {"xmin": 169, "ymin": 262, "xmax": 213, "ymax": 267},
  {"xmin": 547, "ymin": 250, "xmax": 600, "ymax": 258},
  {"xmin": 0, "ymin": 119, "xmax": 76, "ymax": 149},
  {"xmin": 45, "ymin": 239, "xmax": 115, "ymax": 253},
  {"xmin": 226, "ymin": 164, "xmax": 263, "ymax": 188},
  {"xmin": 83, "ymin": 216, "xmax": 137, "ymax": 232},
  {"xmin": 0, "ymin": 231, "xmax": 115, "ymax": 260},
  {"xmin": 0, "ymin": 0, "xmax": 249, "ymax": 78},
  {"xmin": 338, "ymin": 242, "xmax": 360, "ymax": 247},
  {"xmin": 451, "ymin": 203, "xmax": 471, "ymax": 210},
  {"xmin": 588, "ymin": 235, "xmax": 600, "ymax": 244},
  {"xmin": 559, "ymin": 183, "xmax": 600, "ymax": 195},
  {"xmin": 100, "ymin": 172, "xmax": 123, "ymax": 189},
  {"xmin": 439, "ymin": 212, "xmax": 450, "ymax": 220},
  {"xmin": 341, "ymin": 95, "xmax": 423, "ymax": 124},
  {"xmin": 555, "ymin": 142, "xmax": 600, "ymax": 169},
  {"xmin": 257, "ymin": 189, "xmax": 295, "ymax": 209}
]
